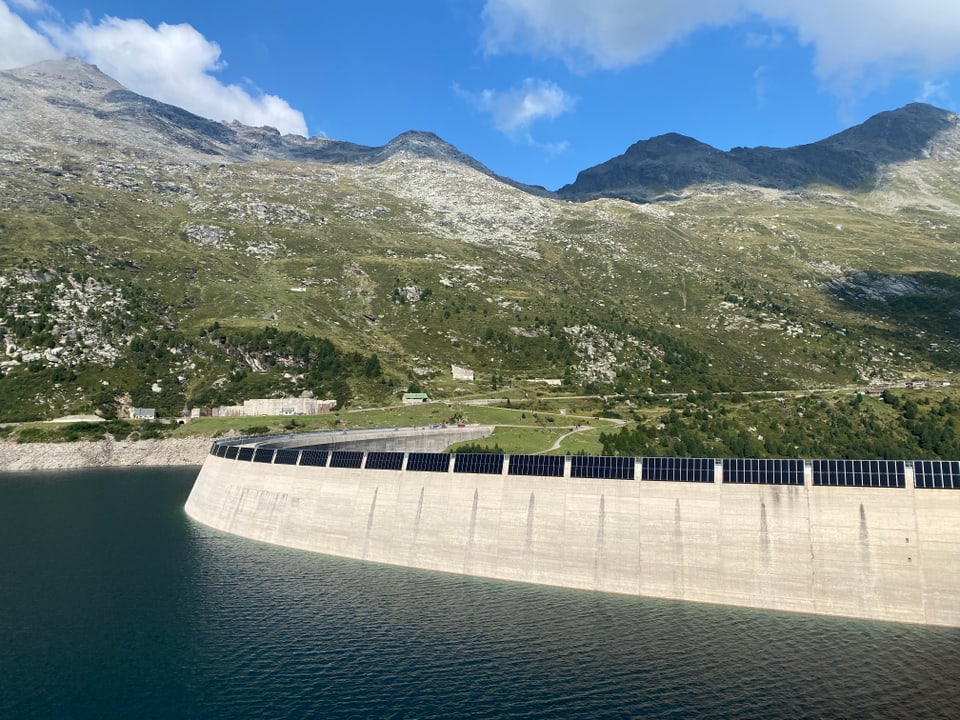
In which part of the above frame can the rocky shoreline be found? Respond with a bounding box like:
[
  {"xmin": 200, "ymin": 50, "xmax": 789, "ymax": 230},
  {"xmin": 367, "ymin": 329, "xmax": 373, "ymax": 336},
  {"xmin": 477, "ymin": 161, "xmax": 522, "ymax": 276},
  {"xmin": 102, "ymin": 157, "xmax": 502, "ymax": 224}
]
[{"xmin": 0, "ymin": 436, "xmax": 213, "ymax": 472}]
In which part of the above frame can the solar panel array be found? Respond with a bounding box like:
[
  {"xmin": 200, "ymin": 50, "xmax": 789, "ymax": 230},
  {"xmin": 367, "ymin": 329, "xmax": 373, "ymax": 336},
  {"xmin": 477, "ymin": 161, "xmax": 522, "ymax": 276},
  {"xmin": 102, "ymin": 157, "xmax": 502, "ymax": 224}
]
[
  {"xmin": 253, "ymin": 448, "xmax": 275, "ymax": 464},
  {"xmin": 330, "ymin": 451, "xmax": 364, "ymax": 469},
  {"xmin": 206, "ymin": 443, "xmax": 956, "ymax": 492},
  {"xmin": 406, "ymin": 452, "xmax": 451, "ymax": 473},
  {"xmin": 453, "ymin": 453, "xmax": 505, "ymax": 475},
  {"xmin": 642, "ymin": 457, "xmax": 714, "ymax": 483},
  {"xmin": 508, "ymin": 454, "xmax": 565, "ymax": 477},
  {"xmin": 723, "ymin": 458, "xmax": 804, "ymax": 485},
  {"xmin": 571, "ymin": 455, "xmax": 635, "ymax": 480},
  {"xmin": 273, "ymin": 449, "xmax": 300, "ymax": 465},
  {"xmin": 298, "ymin": 449, "xmax": 329, "ymax": 467},
  {"xmin": 365, "ymin": 451, "xmax": 405, "ymax": 471},
  {"xmin": 913, "ymin": 460, "xmax": 960, "ymax": 489},
  {"xmin": 812, "ymin": 460, "xmax": 905, "ymax": 488}
]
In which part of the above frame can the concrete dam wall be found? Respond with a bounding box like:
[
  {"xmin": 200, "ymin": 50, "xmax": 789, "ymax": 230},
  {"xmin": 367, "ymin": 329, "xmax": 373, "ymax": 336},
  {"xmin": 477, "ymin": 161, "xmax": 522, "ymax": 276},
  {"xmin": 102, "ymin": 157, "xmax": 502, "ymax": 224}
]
[{"xmin": 185, "ymin": 428, "xmax": 960, "ymax": 627}]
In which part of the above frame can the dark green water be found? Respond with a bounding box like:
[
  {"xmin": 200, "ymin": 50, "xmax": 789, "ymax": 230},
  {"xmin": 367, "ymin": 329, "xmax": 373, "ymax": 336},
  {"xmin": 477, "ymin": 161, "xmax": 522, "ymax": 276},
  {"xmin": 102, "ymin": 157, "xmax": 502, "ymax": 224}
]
[{"xmin": 1, "ymin": 467, "xmax": 958, "ymax": 719}]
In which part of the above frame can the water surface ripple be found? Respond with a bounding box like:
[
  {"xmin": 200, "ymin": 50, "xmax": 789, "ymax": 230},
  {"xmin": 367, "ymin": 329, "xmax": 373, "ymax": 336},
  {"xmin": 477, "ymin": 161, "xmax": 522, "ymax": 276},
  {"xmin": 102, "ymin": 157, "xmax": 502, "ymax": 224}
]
[{"xmin": 1, "ymin": 468, "xmax": 958, "ymax": 719}]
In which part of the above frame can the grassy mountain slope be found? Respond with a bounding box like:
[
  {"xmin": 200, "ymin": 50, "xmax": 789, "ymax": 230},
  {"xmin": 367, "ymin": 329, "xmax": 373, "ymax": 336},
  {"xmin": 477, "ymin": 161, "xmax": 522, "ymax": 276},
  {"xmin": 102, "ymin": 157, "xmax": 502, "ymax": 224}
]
[{"xmin": 0, "ymin": 61, "xmax": 958, "ymax": 423}]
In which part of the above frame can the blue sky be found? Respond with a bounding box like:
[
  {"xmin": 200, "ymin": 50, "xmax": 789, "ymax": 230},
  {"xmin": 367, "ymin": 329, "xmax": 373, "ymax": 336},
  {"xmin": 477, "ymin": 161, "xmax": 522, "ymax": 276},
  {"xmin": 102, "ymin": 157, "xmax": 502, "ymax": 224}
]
[{"xmin": 3, "ymin": 0, "xmax": 960, "ymax": 190}]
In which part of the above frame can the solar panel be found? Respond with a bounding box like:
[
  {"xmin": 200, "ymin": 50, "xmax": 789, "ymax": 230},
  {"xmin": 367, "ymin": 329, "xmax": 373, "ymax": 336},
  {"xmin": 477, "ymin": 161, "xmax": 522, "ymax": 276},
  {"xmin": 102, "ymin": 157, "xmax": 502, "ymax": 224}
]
[
  {"xmin": 225, "ymin": 446, "xmax": 239, "ymax": 460},
  {"xmin": 453, "ymin": 453, "xmax": 504, "ymax": 475},
  {"xmin": 273, "ymin": 449, "xmax": 300, "ymax": 465},
  {"xmin": 253, "ymin": 448, "xmax": 274, "ymax": 464},
  {"xmin": 330, "ymin": 451, "xmax": 364, "ymax": 469},
  {"xmin": 508, "ymin": 454, "xmax": 565, "ymax": 477},
  {"xmin": 571, "ymin": 455, "xmax": 635, "ymax": 480},
  {"xmin": 236, "ymin": 447, "xmax": 254, "ymax": 462},
  {"xmin": 641, "ymin": 457, "xmax": 714, "ymax": 482},
  {"xmin": 406, "ymin": 452, "xmax": 451, "ymax": 473},
  {"xmin": 812, "ymin": 459, "xmax": 905, "ymax": 488},
  {"xmin": 215, "ymin": 444, "xmax": 228, "ymax": 458},
  {"xmin": 723, "ymin": 458, "xmax": 803, "ymax": 485},
  {"xmin": 298, "ymin": 450, "xmax": 329, "ymax": 467},
  {"xmin": 365, "ymin": 451, "xmax": 405, "ymax": 471},
  {"xmin": 914, "ymin": 460, "xmax": 960, "ymax": 489}
]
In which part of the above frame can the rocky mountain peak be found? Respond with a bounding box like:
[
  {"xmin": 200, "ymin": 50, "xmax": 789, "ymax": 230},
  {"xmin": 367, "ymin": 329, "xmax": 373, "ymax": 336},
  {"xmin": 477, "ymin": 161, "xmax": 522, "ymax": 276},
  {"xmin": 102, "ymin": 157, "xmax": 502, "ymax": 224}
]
[
  {"xmin": 0, "ymin": 58, "xmax": 544, "ymax": 194},
  {"xmin": 559, "ymin": 102, "xmax": 960, "ymax": 202},
  {"xmin": 818, "ymin": 102, "xmax": 960, "ymax": 161},
  {"xmin": 3, "ymin": 56, "xmax": 125, "ymax": 93},
  {"xmin": 624, "ymin": 132, "xmax": 718, "ymax": 158}
]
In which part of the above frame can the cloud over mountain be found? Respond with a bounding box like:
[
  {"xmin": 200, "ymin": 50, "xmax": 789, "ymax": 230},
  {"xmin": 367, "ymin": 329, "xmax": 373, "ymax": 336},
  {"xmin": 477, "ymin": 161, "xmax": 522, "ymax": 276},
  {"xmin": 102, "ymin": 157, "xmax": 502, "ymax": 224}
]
[
  {"xmin": 0, "ymin": 0, "xmax": 307, "ymax": 136},
  {"xmin": 457, "ymin": 78, "xmax": 575, "ymax": 136}
]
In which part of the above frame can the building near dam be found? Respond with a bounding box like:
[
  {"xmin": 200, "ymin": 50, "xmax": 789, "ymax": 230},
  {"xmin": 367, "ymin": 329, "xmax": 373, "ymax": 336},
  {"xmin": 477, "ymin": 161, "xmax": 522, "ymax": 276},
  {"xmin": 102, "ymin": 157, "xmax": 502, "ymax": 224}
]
[
  {"xmin": 185, "ymin": 427, "xmax": 960, "ymax": 627},
  {"xmin": 211, "ymin": 397, "xmax": 337, "ymax": 417}
]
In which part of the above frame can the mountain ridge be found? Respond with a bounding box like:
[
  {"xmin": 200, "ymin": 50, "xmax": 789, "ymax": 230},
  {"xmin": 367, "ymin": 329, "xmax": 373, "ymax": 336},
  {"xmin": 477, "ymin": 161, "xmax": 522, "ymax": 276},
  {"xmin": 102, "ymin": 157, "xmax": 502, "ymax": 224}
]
[
  {"xmin": 5, "ymin": 58, "xmax": 959, "ymax": 200},
  {"xmin": 558, "ymin": 103, "xmax": 960, "ymax": 202},
  {"xmin": 0, "ymin": 58, "xmax": 552, "ymax": 196}
]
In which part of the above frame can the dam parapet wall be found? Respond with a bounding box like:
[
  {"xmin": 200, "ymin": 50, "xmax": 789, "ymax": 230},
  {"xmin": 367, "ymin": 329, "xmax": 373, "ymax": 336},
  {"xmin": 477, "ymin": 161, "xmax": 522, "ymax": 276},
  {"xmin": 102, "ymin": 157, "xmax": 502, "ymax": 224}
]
[{"xmin": 185, "ymin": 429, "xmax": 960, "ymax": 627}]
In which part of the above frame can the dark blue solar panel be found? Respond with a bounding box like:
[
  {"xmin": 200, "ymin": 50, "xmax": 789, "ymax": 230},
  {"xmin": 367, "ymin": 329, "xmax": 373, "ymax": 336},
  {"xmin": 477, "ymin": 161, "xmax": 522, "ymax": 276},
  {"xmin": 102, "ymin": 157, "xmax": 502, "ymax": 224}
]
[
  {"xmin": 215, "ymin": 444, "xmax": 228, "ymax": 457},
  {"xmin": 273, "ymin": 449, "xmax": 300, "ymax": 465},
  {"xmin": 253, "ymin": 448, "xmax": 274, "ymax": 464},
  {"xmin": 209, "ymin": 443, "xmax": 218, "ymax": 455},
  {"xmin": 641, "ymin": 457, "xmax": 714, "ymax": 482},
  {"xmin": 914, "ymin": 460, "xmax": 960, "ymax": 489},
  {"xmin": 508, "ymin": 454, "xmax": 565, "ymax": 477},
  {"xmin": 571, "ymin": 455, "xmax": 635, "ymax": 480},
  {"xmin": 299, "ymin": 450, "xmax": 329, "ymax": 467},
  {"xmin": 812, "ymin": 459, "xmax": 905, "ymax": 488},
  {"xmin": 453, "ymin": 453, "xmax": 504, "ymax": 475},
  {"xmin": 365, "ymin": 451, "xmax": 405, "ymax": 470},
  {"xmin": 330, "ymin": 451, "xmax": 363, "ymax": 469},
  {"xmin": 406, "ymin": 453, "xmax": 451, "ymax": 473},
  {"xmin": 723, "ymin": 458, "xmax": 803, "ymax": 485},
  {"xmin": 236, "ymin": 447, "xmax": 254, "ymax": 462},
  {"xmin": 225, "ymin": 445, "xmax": 239, "ymax": 460}
]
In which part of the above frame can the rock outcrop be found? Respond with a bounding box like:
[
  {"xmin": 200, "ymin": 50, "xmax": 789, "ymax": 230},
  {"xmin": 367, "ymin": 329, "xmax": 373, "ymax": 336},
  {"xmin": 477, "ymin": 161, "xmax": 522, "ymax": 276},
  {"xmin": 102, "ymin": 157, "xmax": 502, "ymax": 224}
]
[{"xmin": 0, "ymin": 436, "xmax": 212, "ymax": 471}]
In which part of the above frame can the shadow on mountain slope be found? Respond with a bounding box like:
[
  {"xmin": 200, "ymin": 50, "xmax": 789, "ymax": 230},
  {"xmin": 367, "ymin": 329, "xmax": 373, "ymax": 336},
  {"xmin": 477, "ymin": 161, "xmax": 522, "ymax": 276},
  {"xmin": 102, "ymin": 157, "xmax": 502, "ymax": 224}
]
[{"xmin": 822, "ymin": 270, "xmax": 960, "ymax": 370}]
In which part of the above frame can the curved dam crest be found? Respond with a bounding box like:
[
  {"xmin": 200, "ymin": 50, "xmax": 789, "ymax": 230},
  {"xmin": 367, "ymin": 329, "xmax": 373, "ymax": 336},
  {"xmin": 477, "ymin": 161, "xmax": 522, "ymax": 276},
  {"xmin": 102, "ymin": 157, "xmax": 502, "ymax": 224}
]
[{"xmin": 185, "ymin": 427, "xmax": 960, "ymax": 627}]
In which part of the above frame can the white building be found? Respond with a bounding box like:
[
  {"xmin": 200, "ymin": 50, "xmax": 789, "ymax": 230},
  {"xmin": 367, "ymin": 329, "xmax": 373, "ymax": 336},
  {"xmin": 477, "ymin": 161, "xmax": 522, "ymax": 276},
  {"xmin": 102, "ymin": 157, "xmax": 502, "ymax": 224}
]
[
  {"xmin": 451, "ymin": 365, "xmax": 474, "ymax": 381},
  {"xmin": 212, "ymin": 397, "xmax": 337, "ymax": 417}
]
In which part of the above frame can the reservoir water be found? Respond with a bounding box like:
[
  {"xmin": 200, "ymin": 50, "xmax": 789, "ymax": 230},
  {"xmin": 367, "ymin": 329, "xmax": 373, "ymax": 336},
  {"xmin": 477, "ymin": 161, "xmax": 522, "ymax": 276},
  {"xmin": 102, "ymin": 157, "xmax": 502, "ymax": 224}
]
[{"xmin": 1, "ymin": 467, "xmax": 958, "ymax": 719}]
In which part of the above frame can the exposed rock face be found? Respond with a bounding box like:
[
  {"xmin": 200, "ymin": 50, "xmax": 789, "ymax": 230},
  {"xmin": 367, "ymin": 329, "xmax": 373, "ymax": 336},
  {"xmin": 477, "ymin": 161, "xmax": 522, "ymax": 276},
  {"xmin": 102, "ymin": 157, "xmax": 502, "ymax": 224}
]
[
  {"xmin": 0, "ymin": 436, "xmax": 212, "ymax": 471},
  {"xmin": 0, "ymin": 58, "xmax": 548, "ymax": 195},
  {"xmin": 558, "ymin": 103, "xmax": 960, "ymax": 202}
]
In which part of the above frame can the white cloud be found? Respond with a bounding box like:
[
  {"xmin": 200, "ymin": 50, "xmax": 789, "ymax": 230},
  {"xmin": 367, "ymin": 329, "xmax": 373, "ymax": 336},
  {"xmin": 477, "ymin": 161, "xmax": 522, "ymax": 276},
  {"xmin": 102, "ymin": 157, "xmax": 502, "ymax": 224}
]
[
  {"xmin": 753, "ymin": 65, "xmax": 768, "ymax": 109},
  {"xmin": 920, "ymin": 80, "xmax": 951, "ymax": 106},
  {"xmin": 0, "ymin": 2, "xmax": 307, "ymax": 136},
  {"xmin": 482, "ymin": 0, "xmax": 960, "ymax": 94},
  {"xmin": 458, "ymin": 78, "xmax": 575, "ymax": 136},
  {"xmin": 0, "ymin": 0, "xmax": 59, "ymax": 68},
  {"xmin": 482, "ymin": 0, "xmax": 741, "ymax": 69},
  {"xmin": 8, "ymin": 0, "xmax": 50, "ymax": 11}
]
